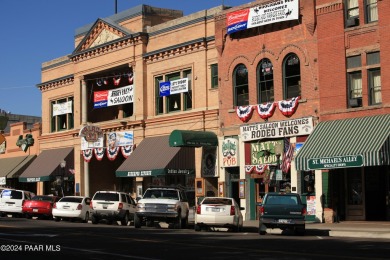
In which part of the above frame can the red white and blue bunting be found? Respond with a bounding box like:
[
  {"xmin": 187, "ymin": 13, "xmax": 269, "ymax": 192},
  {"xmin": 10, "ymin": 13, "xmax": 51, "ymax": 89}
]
[
  {"xmin": 106, "ymin": 146, "xmax": 120, "ymax": 161},
  {"xmin": 245, "ymin": 164, "xmax": 269, "ymax": 174},
  {"xmin": 121, "ymin": 145, "xmax": 134, "ymax": 158},
  {"xmin": 82, "ymin": 149, "xmax": 93, "ymax": 162},
  {"xmin": 277, "ymin": 96, "xmax": 300, "ymax": 117},
  {"xmin": 237, "ymin": 96, "xmax": 301, "ymax": 122},
  {"xmin": 236, "ymin": 105, "xmax": 254, "ymax": 122},
  {"xmin": 94, "ymin": 148, "xmax": 105, "ymax": 161},
  {"xmin": 256, "ymin": 102, "xmax": 276, "ymax": 120}
]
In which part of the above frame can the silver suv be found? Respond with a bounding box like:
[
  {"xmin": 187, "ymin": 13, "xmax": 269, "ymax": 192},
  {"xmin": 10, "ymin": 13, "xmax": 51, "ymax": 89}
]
[
  {"xmin": 134, "ymin": 186, "xmax": 189, "ymax": 229},
  {"xmin": 90, "ymin": 191, "xmax": 136, "ymax": 225}
]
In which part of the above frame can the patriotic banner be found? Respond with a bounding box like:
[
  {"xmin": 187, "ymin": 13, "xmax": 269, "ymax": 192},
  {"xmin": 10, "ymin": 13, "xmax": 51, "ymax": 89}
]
[
  {"xmin": 94, "ymin": 85, "xmax": 134, "ymax": 109},
  {"xmin": 236, "ymin": 105, "xmax": 254, "ymax": 122},
  {"xmin": 278, "ymin": 96, "xmax": 300, "ymax": 117},
  {"xmin": 82, "ymin": 149, "xmax": 93, "ymax": 162},
  {"xmin": 256, "ymin": 102, "xmax": 276, "ymax": 120},
  {"xmin": 94, "ymin": 148, "xmax": 105, "ymax": 161},
  {"xmin": 227, "ymin": 0, "xmax": 299, "ymax": 34}
]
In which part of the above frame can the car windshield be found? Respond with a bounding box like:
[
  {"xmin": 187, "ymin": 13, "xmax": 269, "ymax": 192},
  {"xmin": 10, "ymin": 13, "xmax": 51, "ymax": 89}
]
[
  {"xmin": 93, "ymin": 193, "xmax": 119, "ymax": 201},
  {"xmin": 31, "ymin": 196, "xmax": 54, "ymax": 202},
  {"xmin": 143, "ymin": 190, "xmax": 178, "ymax": 199},
  {"xmin": 59, "ymin": 197, "xmax": 83, "ymax": 203},
  {"xmin": 202, "ymin": 198, "xmax": 232, "ymax": 205}
]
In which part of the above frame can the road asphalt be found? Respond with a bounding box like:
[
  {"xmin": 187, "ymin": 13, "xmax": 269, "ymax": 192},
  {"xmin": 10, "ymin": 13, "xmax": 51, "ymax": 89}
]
[{"xmin": 243, "ymin": 220, "xmax": 390, "ymax": 239}]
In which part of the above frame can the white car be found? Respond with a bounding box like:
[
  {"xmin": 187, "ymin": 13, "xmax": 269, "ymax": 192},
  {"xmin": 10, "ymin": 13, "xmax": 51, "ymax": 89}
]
[
  {"xmin": 195, "ymin": 197, "xmax": 244, "ymax": 232},
  {"xmin": 0, "ymin": 189, "xmax": 35, "ymax": 217},
  {"xmin": 52, "ymin": 196, "xmax": 91, "ymax": 223}
]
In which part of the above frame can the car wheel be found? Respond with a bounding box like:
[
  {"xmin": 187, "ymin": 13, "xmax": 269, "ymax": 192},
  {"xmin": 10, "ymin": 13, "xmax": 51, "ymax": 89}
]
[
  {"xmin": 91, "ymin": 215, "xmax": 99, "ymax": 224},
  {"xmin": 121, "ymin": 212, "xmax": 129, "ymax": 226},
  {"xmin": 181, "ymin": 215, "xmax": 188, "ymax": 229},
  {"xmin": 174, "ymin": 211, "xmax": 182, "ymax": 229},
  {"xmin": 146, "ymin": 220, "xmax": 154, "ymax": 227},
  {"xmin": 134, "ymin": 214, "xmax": 141, "ymax": 228},
  {"xmin": 26, "ymin": 214, "xmax": 32, "ymax": 219},
  {"xmin": 83, "ymin": 212, "xmax": 90, "ymax": 223},
  {"xmin": 259, "ymin": 221, "xmax": 266, "ymax": 235},
  {"xmin": 194, "ymin": 224, "xmax": 201, "ymax": 232},
  {"xmin": 54, "ymin": 216, "xmax": 61, "ymax": 222},
  {"xmin": 295, "ymin": 225, "xmax": 305, "ymax": 236}
]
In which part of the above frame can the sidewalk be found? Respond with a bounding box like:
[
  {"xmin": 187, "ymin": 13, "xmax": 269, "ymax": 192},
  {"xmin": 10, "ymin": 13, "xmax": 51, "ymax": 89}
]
[{"xmin": 243, "ymin": 220, "xmax": 390, "ymax": 239}]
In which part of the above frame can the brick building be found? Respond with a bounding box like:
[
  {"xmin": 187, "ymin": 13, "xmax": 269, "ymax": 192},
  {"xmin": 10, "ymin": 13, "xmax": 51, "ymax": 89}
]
[
  {"xmin": 215, "ymin": 0, "xmax": 389, "ymax": 222},
  {"xmin": 18, "ymin": 5, "xmax": 222, "ymax": 199}
]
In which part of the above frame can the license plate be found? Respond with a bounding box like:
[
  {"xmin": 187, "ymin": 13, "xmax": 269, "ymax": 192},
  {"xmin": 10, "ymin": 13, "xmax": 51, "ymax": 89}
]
[
  {"xmin": 278, "ymin": 219, "xmax": 289, "ymax": 223},
  {"xmin": 211, "ymin": 208, "xmax": 220, "ymax": 212},
  {"xmin": 103, "ymin": 205, "xmax": 108, "ymax": 209},
  {"xmin": 33, "ymin": 209, "xmax": 38, "ymax": 212}
]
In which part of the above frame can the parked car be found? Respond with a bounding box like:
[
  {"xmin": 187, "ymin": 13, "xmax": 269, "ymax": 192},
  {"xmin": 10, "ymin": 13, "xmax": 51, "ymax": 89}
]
[
  {"xmin": 22, "ymin": 195, "xmax": 60, "ymax": 219},
  {"xmin": 0, "ymin": 189, "xmax": 35, "ymax": 217},
  {"xmin": 257, "ymin": 192, "xmax": 306, "ymax": 235},
  {"xmin": 90, "ymin": 191, "xmax": 136, "ymax": 225},
  {"xmin": 52, "ymin": 196, "xmax": 91, "ymax": 223},
  {"xmin": 134, "ymin": 186, "xmax": 190, "ymax": 229},
  {"xmin": 195, "ymin": 197, "xmax": 244, "ymax": 232}
]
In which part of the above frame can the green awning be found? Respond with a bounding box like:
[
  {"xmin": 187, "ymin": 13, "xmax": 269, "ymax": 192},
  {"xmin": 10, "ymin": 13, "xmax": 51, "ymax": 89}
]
[
  {"xmin": 169, "ymin": 130, "xmax": 218, "ymax": 147},
  {"xmin": 116, "ymin": 135, "xmax": 195, "ymax": 177},
  {"xmin": 295, "ymin": 114, "xmax": 390, "ymax": 171},
  {"xmin": 0, "ymin": 155, "xmax": 37, "ymax": 178}
]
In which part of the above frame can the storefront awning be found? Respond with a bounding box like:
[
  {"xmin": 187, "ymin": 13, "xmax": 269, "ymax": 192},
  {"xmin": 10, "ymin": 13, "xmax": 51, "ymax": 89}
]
[
  {"xmin": 116, "ymin": 135, "xmax": 195, "ymax": 177},
  {"xmin": 0, "ymin": 155, "xmax": 37, "ymax": 179},
  {"xmin": 295, "ymin": 114, "xmax": 390, "ymax": 171},
  {"xmin": 19, "ymin": 147, "xmax": 74, "ymax": 182},
  {"xmin": 169, "ymin": 130, "xmax": 218, "ymax": 147}
]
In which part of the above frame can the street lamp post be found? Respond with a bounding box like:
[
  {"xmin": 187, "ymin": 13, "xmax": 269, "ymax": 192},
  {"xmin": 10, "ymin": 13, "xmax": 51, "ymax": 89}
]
[{"xmin": 59, "ymin": 160, "xmax": 66, "ymax": 197}]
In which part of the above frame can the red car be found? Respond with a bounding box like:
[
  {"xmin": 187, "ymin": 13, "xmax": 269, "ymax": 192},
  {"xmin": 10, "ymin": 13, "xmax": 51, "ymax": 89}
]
[{"xmin": 22, "ymin": 195, "xmax": 60, "ymax": 219}]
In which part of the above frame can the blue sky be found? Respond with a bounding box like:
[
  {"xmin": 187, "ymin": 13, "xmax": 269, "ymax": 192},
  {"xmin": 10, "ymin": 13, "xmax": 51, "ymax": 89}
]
[{"xmin": 0, "ymin": 0, "xmax": 250, "ymax": 117}]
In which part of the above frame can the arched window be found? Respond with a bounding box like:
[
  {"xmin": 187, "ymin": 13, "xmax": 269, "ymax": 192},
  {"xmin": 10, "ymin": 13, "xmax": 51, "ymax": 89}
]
[
  {"xmin": 283, "ymin": 53, "xmax": 301, "ymax": 99},
  {"xmin": 257, "ymin": 58, "xmax": 274, "ymax": 103},
  {"xmin": 233, "ymin": 64, "xmax": 249, "ymax": 106}
]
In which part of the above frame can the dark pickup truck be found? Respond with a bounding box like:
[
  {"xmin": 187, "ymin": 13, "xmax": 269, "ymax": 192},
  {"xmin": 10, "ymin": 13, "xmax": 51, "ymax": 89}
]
[{"xmin": 258, "ymin": 192, "xmax": 307, "ymax": 235}]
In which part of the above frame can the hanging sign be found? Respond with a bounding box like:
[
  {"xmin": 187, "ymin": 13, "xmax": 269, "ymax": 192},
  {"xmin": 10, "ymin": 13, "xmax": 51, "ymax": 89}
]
[
  {"xmin": 94, "ymin": 85, "xmax": 134, "ymax": 108},
  {"xmin": 308, "ymin": 155, "xmax": 364, "ymax": 170},
  {"xmin": 159, "ymin": 78, "xmax": 188, "ymax": 97},
  {"xmin": 53, "ymin": 101, "xmax": 73, "ymax": 116},
  {"xmin": 227, "ymin": 0, "xmax": 299, "ymax": 34},
  {"xmin": 240, "ymin": 117, "xmax": 313, "ymax": 141},
  {"xmin": 221, "ymin": 138, "xmax": 239, "ymax": 167}
]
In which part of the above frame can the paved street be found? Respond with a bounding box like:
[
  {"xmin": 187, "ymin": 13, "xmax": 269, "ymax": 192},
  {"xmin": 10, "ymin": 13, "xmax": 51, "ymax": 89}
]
[{"xmin": 0, "ymin": 217, "xmax": 389, "ymax": 259}]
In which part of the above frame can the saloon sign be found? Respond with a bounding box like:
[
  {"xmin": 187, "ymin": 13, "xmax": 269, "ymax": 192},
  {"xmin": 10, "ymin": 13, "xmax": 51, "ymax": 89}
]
[{"xmin": 240, "ymin": 117, "xmax": 313, "ymax": 141}]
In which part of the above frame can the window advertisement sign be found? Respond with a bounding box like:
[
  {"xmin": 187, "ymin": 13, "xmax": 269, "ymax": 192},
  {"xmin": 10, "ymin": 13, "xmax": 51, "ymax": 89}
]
[
  {"xmin": 240, "ymin": 117, "xmax": 313, "ymax": 141},
  {"xmin": 93, "ymin": 85, "xmax": 134, "ymax": 108},
  {"xmin": 53, "ymin": 100, "xmax": 73, "ymax": 116},
  {"xmin": 159, "ymin": 78, "xmax": 188, "ymax": 97},
  {"xmin": 221, "ymin": 137, "xmax": 239, "ymax": 167},
  {"xmin": 227, "ymin": 0, "xmax": 299, "ymax": 34},
  {"xmin": 202, "ymin": 146, "xmax": 218, "ymax": 177},
  {"xmin": 250, "ymin": 140, "xmax": 283, "ymax": 165},
  {"xmin": 107, "ymin": 131, "xmax": 134, "ymax": 148}
]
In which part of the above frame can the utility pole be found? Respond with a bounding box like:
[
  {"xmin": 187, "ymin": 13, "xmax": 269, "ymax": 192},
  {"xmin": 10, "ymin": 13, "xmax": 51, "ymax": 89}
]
[{"xmin": 115, "ymin": 0, "xmax": 118, "ymax": 14}]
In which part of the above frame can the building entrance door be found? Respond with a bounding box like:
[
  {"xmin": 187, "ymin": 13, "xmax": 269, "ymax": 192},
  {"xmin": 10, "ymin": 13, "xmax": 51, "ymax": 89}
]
[{"xmin": 345, "ymin": 168, "xmax": 365, "ymax": 220}]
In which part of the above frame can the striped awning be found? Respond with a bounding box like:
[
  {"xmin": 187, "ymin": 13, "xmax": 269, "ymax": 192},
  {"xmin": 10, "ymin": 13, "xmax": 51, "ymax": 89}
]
[{"xmin": 295, "ymin": 114, "xmax": 390, "ymax": 171}]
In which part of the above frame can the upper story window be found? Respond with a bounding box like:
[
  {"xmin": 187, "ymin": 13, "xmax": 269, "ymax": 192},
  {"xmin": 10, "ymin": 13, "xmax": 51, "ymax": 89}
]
[
  {"xmin": 257, "ymin": 58, "xmax": 274, "ymax": 103},
  {"xmin": 283, "ymin": 53, "xmax": 301, "ymax": 99},
  {"xmin": 51, "ymin": 97, "xmax": 74, "ymax": 132},
  {"xmin": 345, "ymin": 0, "xmax": 360, "ymax": 27},
  {"xmin": 233, "ymin": 64, "xmax": 249, "ymax": 106},
  {"xmin": 211, "ymin": 64, "xmax": 218, "ymax": 89},
  {"xmin": 347, "ymin": 55, "xmax": 362, "ymax": 108},
  {"xmin": 367, "ymin": 51, "xmax": 381, "ymax": 105},
  {"xmin": 155, "ymin": 69, "xmax": 192, "ymax": 115},
  {"xmin": 365, "ymin": 0, "xmax": 378, "ymax": 23}
]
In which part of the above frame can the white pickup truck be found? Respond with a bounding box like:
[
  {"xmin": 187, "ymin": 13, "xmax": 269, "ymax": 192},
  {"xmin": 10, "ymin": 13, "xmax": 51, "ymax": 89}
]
[{"xmin": 134, "ymin": 187, "xmax": 190, "ymax": 229}]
